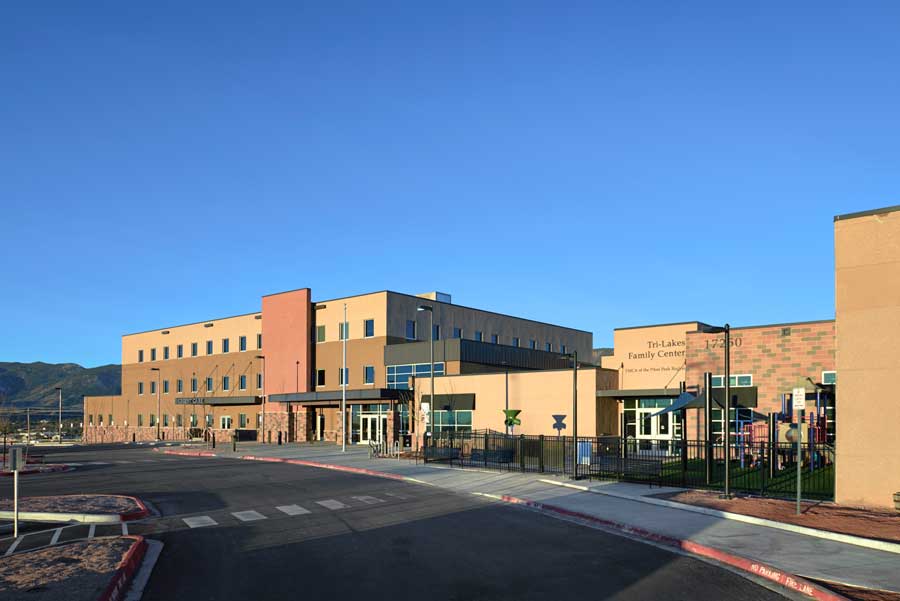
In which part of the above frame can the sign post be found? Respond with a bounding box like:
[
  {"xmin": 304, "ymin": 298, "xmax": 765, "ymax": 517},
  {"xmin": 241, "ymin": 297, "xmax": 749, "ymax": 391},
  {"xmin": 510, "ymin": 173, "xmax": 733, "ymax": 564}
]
[
  {"xmin": 9, "ymin": 446, "xmax": 24, "ymax": 538},
  {"xmin": 792, "ymin": 387, "xmax": 806, "ymax": 516},
  {"xmin": 551, "ymin": 414, "xmax": 566, "ymax": 437},
  {"xmin": 502, "ymin": 410, "xmax": 521, "ymax": 435}
]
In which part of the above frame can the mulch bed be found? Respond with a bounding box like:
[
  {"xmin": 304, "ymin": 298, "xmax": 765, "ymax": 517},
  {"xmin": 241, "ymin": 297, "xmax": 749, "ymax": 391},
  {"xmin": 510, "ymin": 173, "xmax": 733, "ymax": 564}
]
[
  {"xmin": 651, "ymin": 489, "xmax": 900, "ymax": 543},
  {"xmin": 0, "ymin": 537, "xmax": 133, "ymax": 601},
  {"xmin": 0, "ymin": 494, "xmax": 138, "ymax": 515}
]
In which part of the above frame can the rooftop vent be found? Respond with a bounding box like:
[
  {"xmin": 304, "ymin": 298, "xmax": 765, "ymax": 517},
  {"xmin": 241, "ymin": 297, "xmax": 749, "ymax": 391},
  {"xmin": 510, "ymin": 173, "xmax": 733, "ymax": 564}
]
[{"xmin": 416, "ymin": 291, "xmax": 451, "ymax": 304}]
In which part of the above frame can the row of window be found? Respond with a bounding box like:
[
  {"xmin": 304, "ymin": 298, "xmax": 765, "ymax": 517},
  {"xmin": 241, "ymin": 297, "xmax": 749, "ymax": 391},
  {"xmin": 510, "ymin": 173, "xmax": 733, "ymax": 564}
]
[
  {"xmin": 317, "ymin": 319, "xmax": 376, "ymax": 343},
  {"xmin": 710, "ymin": 371, "xmax": 835, "ymax": 388},
  {"xmin": 138, "ymin": 373, "xmax": 263, "ymax": 395},
  {"xmin": 386, "ymin": 363, "xmax": 446, "ymax": 389},
  {"xmin": 87, "ymin": 413, "xmax": 258, "ymax": 429},
  {"xmin": 315, "ymin": 365, "xmax": 377, "ymax": 387},
  {"xmin": 402, "ymin": 320, "xmax": 567, "ymax": 352},
  {"xmin": 138, "ymin": 334, "xmax": 262, "ymax": 363}
]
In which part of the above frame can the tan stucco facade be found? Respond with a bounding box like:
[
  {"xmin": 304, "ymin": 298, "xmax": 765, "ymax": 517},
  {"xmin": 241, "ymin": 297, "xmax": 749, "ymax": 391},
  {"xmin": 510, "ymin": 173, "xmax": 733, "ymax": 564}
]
[
  {"xmin": 601, "ymin": 322, "xmax": 701, "ymax": 390},
  {"xmin": 835, "ymin": 207, "xmax": 900, "ymax": 508}
]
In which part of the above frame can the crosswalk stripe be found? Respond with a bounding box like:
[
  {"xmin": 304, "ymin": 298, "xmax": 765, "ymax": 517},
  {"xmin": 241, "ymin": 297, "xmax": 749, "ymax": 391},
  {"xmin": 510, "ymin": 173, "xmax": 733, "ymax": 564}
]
[
  {"xmin": 4, "ymin": 537, "xmax": 22, "ymax": 556},
  {"xmin": 88, "ymin": 524, "xmax": 96, "ymax": 539},
  {"xmin": 232, "ymin": 510, "xmax": 266, "ymax": 522},
  {"xmin": 276, "ymin": 504, "xmax": 311, "ymax": 516},
  {"xmin": 115, "ymin": 460, "xmax": 135, "ymax": 464},
  {"xmin": 315, "ymin": 499, "xmax": 348, "ymax": 510},
  {"xmin": 183, "ymin": 516, "xmax": 217, "ymax": 528},
  {"xmin": 384, "ymin": 492, "xmax": 408, "ymax": 500},
  {"xmin": 50, "ymin": 528, "xmax": 62, "ymax": 545},
  {"xmin": 352, "ymin": 496, "xmax": 384, "ymax": 505}
]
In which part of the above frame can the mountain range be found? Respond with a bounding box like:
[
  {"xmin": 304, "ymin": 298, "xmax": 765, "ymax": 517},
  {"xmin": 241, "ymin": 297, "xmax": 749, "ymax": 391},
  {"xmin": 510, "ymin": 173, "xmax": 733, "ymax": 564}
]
[{"xmin": 0, "ymin": 362, "xmax": 121, "ymax": 411}]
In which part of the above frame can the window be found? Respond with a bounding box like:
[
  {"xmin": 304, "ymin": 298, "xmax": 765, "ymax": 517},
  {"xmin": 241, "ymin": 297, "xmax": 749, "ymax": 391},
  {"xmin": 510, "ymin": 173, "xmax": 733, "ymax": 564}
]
[
  {"xmin": 512, "ymin": 337, "xmax": 519, "ymax": 347},
  {"xmin": 176, "ymin": 414, "xmax": 183, "ymax": 427},
  {"xmin": 137, "ymin": 414, "xmax": 144, "ymax": 427},
  {"xmin": 239, "ymin": 413, "xmax": 247, "ymax": 428},
  {"xmin": 433, "ymin": 324, "xmax": 440, "ymax": 341},
  {"xmin": 150, "ymin": 414, "xmax": 157, "ymax": 426},
  {"xmin": 239, "ymin": 375, "xmax": 247, "ymax": 390},
  {"xmin": 191, "ymin": 342, "xmax": 198, "ymax": 357},
  {"xmin": 138, "ymin": 349, "xmax": 144, "ymax": 363},
  {"xmin": 177, "ymin": 344, "xmax": 183, "ymax": 358},
  {"xmin": 220, "ymin": 416, "xmax": 233, "ymax": 429},
  {"xmin": 89, "ymin": 414, "xmax": 93, "ymax": 425},
  {"xmin": 711, "ymin": 374, "xmax": 753, "ymax": 387},
  {"xmin": 239, "ymin": 336, "xmax": 247, "ymax": 351},
  {"xmin": 190, "ymin": 414, "xmax": 197, "ymax": 428},
  {"xmin": 386, "ymin": 363, "xmax": 445, "ymax": 389},
  {"xmin": 316, "ymin": 369, "xmax": 326, "ymax": 386},
  {"xmin": 406, "ymin": 320, "xmax": 416, "ymax": 340},
  {"xmin": 545, "ymin": 343, "xmax": 552, "ymax": 352},
  {"xmin": 222, "ymin": 338, "xmax": 230, "ymax": 353},
  {"xmin": 453, "ymin": 327, "xmax": 462, "ymax": 339},
  {"xmin": 474, "ymin": 331, "xmax": 483, "ymax": 342},
  {"xmin": 222, "ymin": 376, "xmax": 230, "ymax": 391},
  {"xmin": 821, "ymin": 371, "xmax": 836, "ymax": 385},
  {"xmin": 529, "ymin": 340, "xmax": 536, "ymax": 349},
  {"xmin": 364, "ymin": 365, "xmax": 375, "ymax": 385},
  {"xmin": 98, "ymin": 414, "xmax": 103, "ymax": 425},
  {"xmin": 176, "ymin": 379, "xmax": 183, "ymax": 393},
  {"xmin": 491, "ymin": 334, "xmax": 499, "ymax": 344},
  {"xmin": 206, "ymin": 340, "xmax": 213, "ymax": 355},
  {"xmin": 191, "ymin": 378, "xmax": 198, "ymax": 393},
  {"xmin": 163, "ymin": 414, "xmax": 169, "ymax": 427},
  {"xmin": 150, "ymin": 381, "xmax": 156, "ymax": 394},
  {"xmin": 339, "ymin": 368, "xmax": 349, "ymax": 386},
  {"xmin": 163, "ymin": 346, "xmax": 170, "ymax": 360},
  {"xmin": 257, "ymin": 373, "xmax": 263, "ymax": 389},
  {"xmin": 138, "ymin": 382, "xmax": 144, "ymax": 395},
  {"xmin": 433, "ymin": 410, "xmax": 473, "ymax": 433},
  {"xmin": 316, "ymin": 325, "xmax": 326, "ymax": 343},
  {"xmin": 163, "ymin": 380, "xmax": 169, "ymax": 394},
  {"xmin": 150, "ymin": 348, "xmax": 157, "ymax": 361},
  {"xmin": 364, "ymin": 319, "xmax": 375, "ymax": 338},
  {"xmin": 339, "ymin": 321, "xmax": 350, "ymax": 340},
  {"xmin": 257, "ymin": 333, "xmax": 262, "ymax": 349},
  {"xmin": 560, "ymin": 344, "xmax": 566, "ymax": 354},
  {"xmin": 109, "ymin": 414, "xmax": 113, "ymax": 426},
  {"xmin": 205, "ymin": 414, "xmax": 213, "ymax": 428},
  {"xmin": 206, "ymin": 377, "xmax": 214, "ymax": 392}
]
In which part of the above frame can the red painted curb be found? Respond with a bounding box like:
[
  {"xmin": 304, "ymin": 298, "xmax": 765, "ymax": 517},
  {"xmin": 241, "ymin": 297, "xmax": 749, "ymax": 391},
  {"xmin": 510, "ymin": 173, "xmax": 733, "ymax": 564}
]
[
  {"xmin": 237, "ymin": 455, "xmax": 408, "ymax": 482},
  {"xmin": 119, "ymin": 495, "xmax": 150, "ymax": 522},
  {"xmin": 156, "ymin": 448, "xmax": 217, "ymax": 457},
  {"xmin": 97, "ymin": 535, "xmax": 147, "ymax": 601},
  {"xmin": 498, "ymin": 494, "xmax": 849, "ymax": 601}
]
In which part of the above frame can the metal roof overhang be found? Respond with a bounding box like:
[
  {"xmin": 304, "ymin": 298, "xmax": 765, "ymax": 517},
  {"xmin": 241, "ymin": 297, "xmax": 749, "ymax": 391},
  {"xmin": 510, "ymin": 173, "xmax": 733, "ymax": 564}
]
[
  {"xmin": 597, "ymin": 388, "xmax": 682, "ymax": 399},
  {"xmin": 269, "ymin": 389, "xmax": 408, "ymax": 404}
]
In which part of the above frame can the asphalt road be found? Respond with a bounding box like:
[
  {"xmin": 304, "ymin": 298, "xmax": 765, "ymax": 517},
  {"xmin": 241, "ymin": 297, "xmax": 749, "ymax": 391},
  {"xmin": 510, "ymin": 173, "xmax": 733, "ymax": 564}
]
[{"xmin": 5, "ymin": 445, "xmax": 787, "ymax": 601}]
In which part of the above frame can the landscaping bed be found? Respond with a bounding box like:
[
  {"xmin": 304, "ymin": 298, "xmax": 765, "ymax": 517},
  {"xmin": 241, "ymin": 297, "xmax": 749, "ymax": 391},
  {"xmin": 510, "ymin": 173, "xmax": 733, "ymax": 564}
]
[
  {"xmin": 651, "ymin": 489, "xmax": 900, "ymax": 543},
  {"xmin": 0, "ymin": 537, "xmax": 135, "ymax": 601},
  {"xmin": 0, "ymin": 494, "xmax": 139, "ymax": 515}
]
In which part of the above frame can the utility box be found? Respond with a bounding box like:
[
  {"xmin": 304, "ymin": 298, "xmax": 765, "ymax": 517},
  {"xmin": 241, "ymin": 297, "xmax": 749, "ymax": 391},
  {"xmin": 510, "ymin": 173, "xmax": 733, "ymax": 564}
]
[{"xmin": 8, "ymin": 446, "xmax": 25, "ymax": 471}]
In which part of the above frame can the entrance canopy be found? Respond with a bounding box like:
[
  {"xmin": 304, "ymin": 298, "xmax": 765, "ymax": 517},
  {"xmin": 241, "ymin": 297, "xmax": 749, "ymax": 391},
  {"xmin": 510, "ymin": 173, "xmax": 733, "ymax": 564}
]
[{"xmin": 651, "ymin": 389, "xmax": 766, "ymax": 420}]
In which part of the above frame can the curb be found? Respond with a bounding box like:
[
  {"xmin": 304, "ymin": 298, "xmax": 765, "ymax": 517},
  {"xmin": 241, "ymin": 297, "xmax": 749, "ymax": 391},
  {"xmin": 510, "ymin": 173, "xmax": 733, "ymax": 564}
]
[
  {"xmin": 492, "ymin": 493, "xmax": 850, "ymax": 601},
  {"xmin": 539, "ymin": 479, "xmax": 900, "ymax": 556},
  {"xmin": 153, "ymin": 448, "xmax": 217, "ymax": 457},
  {"xmin": 0, "ymin": 495, "xmax": 150, "ymax": 524},
  {"xmin": 98, "ymin": 535, "xmax": 147, "ymax": 601}
]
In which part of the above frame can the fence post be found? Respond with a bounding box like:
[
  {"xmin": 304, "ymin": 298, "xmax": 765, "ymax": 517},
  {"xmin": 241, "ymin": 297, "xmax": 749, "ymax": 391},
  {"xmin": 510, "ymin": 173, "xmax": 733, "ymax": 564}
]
[
  {"xmin": 484, "ymin": 432, "xmax": 489, "ymax": 469},
  {"xmin": 539, "ymin": 435, "xmax": 545, "ymax": 473},
  {"xmin": 519, "ymin": 434, "xmax": 525, "ymax": 472}
]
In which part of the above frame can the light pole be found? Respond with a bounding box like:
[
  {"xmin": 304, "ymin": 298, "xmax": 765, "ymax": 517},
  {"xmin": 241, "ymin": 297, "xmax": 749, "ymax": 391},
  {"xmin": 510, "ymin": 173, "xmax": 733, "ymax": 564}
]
[
  {"xmin": 704, "ymin": 324, "xmax": 732, "ymax": 498},
  {"xmin": 500, "ymin": 361, "xmax": 510, "ymax": 435},
  {"xmin": 150, "ymin": 368, "xmax": 161, "ymax": 440},
  {"xmin": 256, "ymin": 355, "xmax": 265, "ymax": 443},
  {"xmin": 341, "ymin": 303, "xmax": 347, "ymax": 452},
  {"xmin": 561, "ymin": 351, "xmax": 578, "ymax": 479},
  {"xmin": 55, "ymin": 387, "xmax": 61, "ymax": 443},
  {"xmin": 417, "ymin": 305, "xmax": 434, "ymax": 440}
]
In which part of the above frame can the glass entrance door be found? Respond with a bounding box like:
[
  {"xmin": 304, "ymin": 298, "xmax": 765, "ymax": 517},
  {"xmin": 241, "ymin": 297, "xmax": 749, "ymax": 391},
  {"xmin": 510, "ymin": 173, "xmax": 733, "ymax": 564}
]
[{"xmin": 360, "ymin": 415, "xmax": 383, "ymax": 443}]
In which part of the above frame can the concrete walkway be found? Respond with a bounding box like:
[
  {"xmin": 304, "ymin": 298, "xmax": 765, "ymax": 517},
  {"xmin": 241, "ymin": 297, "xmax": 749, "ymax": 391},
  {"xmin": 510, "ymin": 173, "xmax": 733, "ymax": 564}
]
[{"xmin": 198, "ymin": 442, "xmax": 900, "ymax": 593}]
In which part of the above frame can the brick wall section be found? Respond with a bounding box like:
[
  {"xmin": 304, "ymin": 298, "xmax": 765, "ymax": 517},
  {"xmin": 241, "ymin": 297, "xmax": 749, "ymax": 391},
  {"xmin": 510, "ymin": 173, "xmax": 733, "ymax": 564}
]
[{"xmin": 684, "ymin": 321, "xmax": 835, "ymax": 437}]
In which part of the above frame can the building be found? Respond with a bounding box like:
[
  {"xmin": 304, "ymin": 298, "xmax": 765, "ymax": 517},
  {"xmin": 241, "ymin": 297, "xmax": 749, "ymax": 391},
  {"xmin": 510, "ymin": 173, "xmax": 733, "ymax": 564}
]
[{"xmin": 83, "ymin": 289, "xmax": 593, "ymax": 446}]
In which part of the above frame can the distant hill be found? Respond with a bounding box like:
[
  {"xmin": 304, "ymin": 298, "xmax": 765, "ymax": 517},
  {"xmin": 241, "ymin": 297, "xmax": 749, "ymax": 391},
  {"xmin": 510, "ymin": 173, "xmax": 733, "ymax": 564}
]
[{"xmin": 0, "ymin": 362, "xmax": 121, "ymax": 410}]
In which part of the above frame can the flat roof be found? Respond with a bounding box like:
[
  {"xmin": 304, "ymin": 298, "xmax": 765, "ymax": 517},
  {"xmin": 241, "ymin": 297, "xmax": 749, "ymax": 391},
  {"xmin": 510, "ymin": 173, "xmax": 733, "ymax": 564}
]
[
  {"xmin": 685, "ymin": 318, "xmax": 835, "ymax": 332},
  {"xmin": 123, "ymin": 311, "xmax": 262, "ymax": 337},
  {"xmin": 614, "ymin": 321, "xmax": 709, "ymax": 332},
  {"xmin": 834, "ymin": 204, "xmax": 900, "ymax": 222}
]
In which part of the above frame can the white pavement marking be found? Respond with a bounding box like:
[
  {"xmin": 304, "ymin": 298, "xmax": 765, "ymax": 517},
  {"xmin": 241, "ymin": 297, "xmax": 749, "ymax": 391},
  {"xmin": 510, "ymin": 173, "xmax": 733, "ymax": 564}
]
[
  {"xmin": 4, "ymin": 537, "xmax": 22, "ymax": 556},
  {"xmin": 276, "ymin": 504, "xmax": 311, "ymax": 516},
  {"xmin": 122, "ymin": 523, "xmax": 129, "ymax": 535},
  {"xmin": 352, "ymin": 496, "xmax": 384, "ymax": 505},
  {"xmin": 315, "ymin": 499, "xmax": 348, "ymax": 510},
  {"xmin": 115, "ymin": 460, "xmax": 135, "ymax": 464},
  {"xmin": 183, "ymin": 516, "xmax": 218, "ymax": 528},
  {"xmin": 384, "ymin": 492, "xmax": 408, "ymax": 500},
  {"xmin": 232, "ymin": 510, "xmax": 267, "ymax": 522},
  {"xmin": 88, "ymin": 524, "xmax": 96, "ymax": 539},
  {"xmin": 50, "ymin": 528, "xmax": 62, "ymax": 545}
]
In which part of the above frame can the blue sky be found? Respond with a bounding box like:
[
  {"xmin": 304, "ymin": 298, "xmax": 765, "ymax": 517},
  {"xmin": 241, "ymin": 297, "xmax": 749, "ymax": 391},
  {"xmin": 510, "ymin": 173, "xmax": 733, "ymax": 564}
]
[{"xmin": 2, "ymin": 2, "xmax": 899, "ymax": 367}]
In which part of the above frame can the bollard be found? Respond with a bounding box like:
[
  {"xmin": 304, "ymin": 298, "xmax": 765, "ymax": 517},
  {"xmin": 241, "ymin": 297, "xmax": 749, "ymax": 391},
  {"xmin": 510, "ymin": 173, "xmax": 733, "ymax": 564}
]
[
  {"xmin": 233, "ymin": 432, "xmax": 237, "ymax": 453},
  {"xmin": 278, "ymin": 431, "xmax": 282, "ymax": 446},
  {"xmin": 212, "ymin": 433, "xmax": 216, "ymax": 449}
]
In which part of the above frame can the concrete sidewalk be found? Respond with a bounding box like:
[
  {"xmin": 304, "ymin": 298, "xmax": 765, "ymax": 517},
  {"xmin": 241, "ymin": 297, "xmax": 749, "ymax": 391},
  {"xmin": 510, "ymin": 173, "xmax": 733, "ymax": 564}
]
[{"xmin": 190, "ymin": 442, "xmax": 900, "ymax": 594}]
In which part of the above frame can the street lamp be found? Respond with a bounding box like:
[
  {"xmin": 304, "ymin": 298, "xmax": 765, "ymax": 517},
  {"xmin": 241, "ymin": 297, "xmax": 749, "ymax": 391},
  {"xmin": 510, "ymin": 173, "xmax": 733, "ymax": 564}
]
[
  {"xmin": 150, "ymin": 368, "xmax": 161, "ymax": 441},
  {"xmin": 500, "ymin": 361, "xmax": 510, "ymax": 435},
  {"xmin": 54, "ymin": 387, "xmax": 61, "ymax": 443},
  {"xmin": 561, "ymin": 351, "xmax": 578, "ymax": 479},
  {"xmin": 256, "ymin": 355, "xmax": 265, "ymax": 443},
  {"xmin": 703, "ymin": 324, "xmax": 732, "ymax": 498},
  {"xmin": 417, "ymin": 305, "xmax": 434, "ymax": 440}
]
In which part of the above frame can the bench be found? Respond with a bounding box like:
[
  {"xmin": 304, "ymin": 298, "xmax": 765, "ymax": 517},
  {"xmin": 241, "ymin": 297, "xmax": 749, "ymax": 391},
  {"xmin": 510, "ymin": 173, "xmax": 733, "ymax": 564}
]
[
  {"xmin": 471, "ymin": 448, "xmax": 515, "ymax": 465},
  {"xmin": 591, "ymin": 456, "xmax": 662, "ymax": 485},
  {"xmin": 424, "ymin": 447, "xmax": 461, "ymax": 464}
]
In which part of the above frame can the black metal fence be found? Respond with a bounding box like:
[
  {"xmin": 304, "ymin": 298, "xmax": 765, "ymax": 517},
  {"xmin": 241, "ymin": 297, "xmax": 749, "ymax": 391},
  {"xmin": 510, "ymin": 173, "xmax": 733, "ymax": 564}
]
[{"xmin": 423, "ymin": 431, "xmax": 835, "ymax": 500}]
